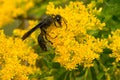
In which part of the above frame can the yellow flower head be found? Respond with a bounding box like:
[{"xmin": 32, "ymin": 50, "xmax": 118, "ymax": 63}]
[
  {"xmin": 0, "ymin": 0, "xmax": 34, "ymax": 27},
  {"xmin": 0, "ymin": 30, "xmax": 38, "ymax": 80},
  {"xmin": 46, "ymin": 2, "xmax": 106, "ymax": 70},
  {"xmin": 108, "ymin": 29, "xmax": 120, "ymax": 62}
]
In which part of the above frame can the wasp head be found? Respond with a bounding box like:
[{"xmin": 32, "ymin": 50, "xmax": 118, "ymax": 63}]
[{"xmin": 53, "ymin": 15, "xmax": 62, "ymax": 26}]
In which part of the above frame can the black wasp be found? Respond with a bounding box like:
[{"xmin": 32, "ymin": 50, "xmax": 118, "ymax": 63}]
[{"xmin": 22, "ymin": 14, "xmax": 64, "ymax": 51}]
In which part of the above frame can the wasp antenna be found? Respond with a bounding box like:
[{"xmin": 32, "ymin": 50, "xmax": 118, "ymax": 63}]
[{"xmin": 62, "ymin": 17, "xmax": 67, "ymax": 30}]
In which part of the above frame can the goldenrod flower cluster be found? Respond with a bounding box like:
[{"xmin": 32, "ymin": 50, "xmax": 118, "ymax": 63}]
[
  {"xmin": 0, "ymin": 0, "xmax": 34, "ymax": 27},
  {"xmin": 0, "ymin": 30, "xmax": 38, "ymax": 80},
  {"xmin": 46, "ymin": 2, "xmax": 107, "ymax": 70},
  {"xmin": 108, "ymin": 29, "xmax": 120, "ymax": 63}
]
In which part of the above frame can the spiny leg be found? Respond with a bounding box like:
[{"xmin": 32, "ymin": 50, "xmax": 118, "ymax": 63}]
[{"xmin": 42, "ymin": 29, "xmax": 53, "ymax": 44}]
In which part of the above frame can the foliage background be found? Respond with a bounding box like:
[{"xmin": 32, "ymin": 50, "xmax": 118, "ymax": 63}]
[{"xmin": 0, "ymin": 0, "xmax": 120, "ymax": 80}]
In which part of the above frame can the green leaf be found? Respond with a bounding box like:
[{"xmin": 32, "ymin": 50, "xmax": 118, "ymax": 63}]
[{"xmin": 97, "ymin": 72, "xmax": 105, "ymax": 80}]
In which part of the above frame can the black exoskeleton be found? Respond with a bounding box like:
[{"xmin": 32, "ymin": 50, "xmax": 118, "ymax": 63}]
[{"xmin": 22, "ymin": 14, "xmax": 62, "ymax": 51}]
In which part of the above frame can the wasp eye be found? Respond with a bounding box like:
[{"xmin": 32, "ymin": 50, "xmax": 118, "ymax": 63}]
[
  {"xmin": 55, "ymin": 15, "xmax": 61, "ymax": 21},
  {"xmin": 57, "ymin": 17, "xmax": 60, "ymax": 20}
]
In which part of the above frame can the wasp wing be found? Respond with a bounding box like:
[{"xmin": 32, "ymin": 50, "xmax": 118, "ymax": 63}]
[
  {"xmin": 22, "ymin": 15, "xmax": 53, "ymax": 40},
  {"xmin": 22, "ymin": 22, "xmax": 43, "ymax": 40}
]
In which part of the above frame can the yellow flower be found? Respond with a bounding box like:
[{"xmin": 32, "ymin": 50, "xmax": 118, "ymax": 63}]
[
  {"xmin": 45, "ymin": 2, "xmax": 106, "ymax": 70},
  {"xmin": 0, "ymin": 0, "xmax": 34, "ymax": 27},
  {"xmin": 0, "ymin": 30, "xmax": 38, "ymax": 80},
  {"xmin": 108, "ymin": 29, "xmax": 120, "ymax": 62}
]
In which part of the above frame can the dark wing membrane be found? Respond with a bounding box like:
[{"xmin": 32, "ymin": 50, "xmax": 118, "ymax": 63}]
[{"xmin": 22, "ymin": 22, "xmax": 43, "ymax": 40}]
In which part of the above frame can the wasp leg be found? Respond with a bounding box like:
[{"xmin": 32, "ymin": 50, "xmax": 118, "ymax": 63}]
[
  {"xmin": 53, "ymin": 21, "xmax": 57, "ymax": 27},
  {"xmin": 42, "ymin": 29, "xmax": 53, "ymax": 44},
  {"xmin": 38, "ymin": 33, "xmax": 47, "ymax": 51},
  {"xmin": 62, "ymin": 17, "xmax": 67, "ymax": 30}
]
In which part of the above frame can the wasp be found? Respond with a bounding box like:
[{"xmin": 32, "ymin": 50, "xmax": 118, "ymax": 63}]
[{"xmin": 22, "ymin": 14, "xmax": 65, "ymax": 51}]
